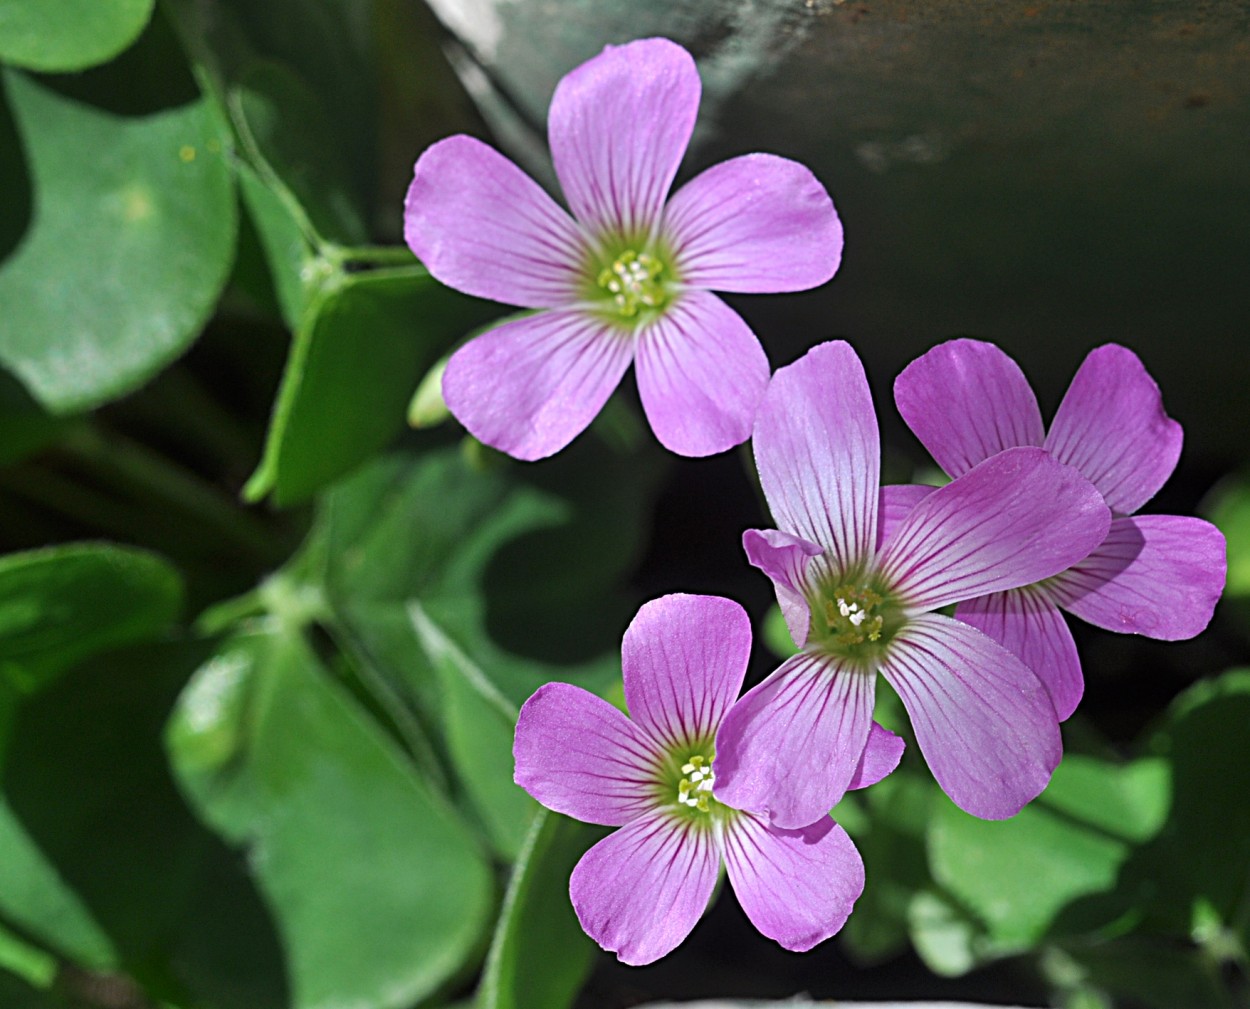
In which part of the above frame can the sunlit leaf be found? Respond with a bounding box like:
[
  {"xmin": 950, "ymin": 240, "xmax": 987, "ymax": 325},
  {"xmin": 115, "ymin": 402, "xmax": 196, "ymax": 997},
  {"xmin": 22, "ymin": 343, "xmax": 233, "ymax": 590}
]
[
  {"xmin": 0, "ymin": 71, "xmax": 235, "ymax": 413},
  {"xmin": 0, "ymin": 0, "xmax": 153, "ymax": 72},
  {"xmin": 167, "ymin": 630, "xmax": 494, "ymax": 1009}
]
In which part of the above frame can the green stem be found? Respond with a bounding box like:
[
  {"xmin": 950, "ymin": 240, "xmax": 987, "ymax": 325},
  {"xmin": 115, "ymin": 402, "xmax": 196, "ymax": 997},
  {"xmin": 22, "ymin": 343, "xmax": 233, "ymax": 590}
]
[
  {"xmin": 326, "ymin": 244, "xmax": 420, "ymax": 269},
  {"xmin": 59, "ymin": 426, "xmax": 279, "ymax": 561}
]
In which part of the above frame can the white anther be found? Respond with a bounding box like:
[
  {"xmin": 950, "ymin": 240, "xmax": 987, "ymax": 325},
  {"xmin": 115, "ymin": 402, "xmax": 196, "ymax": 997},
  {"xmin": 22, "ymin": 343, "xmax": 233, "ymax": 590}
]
[{"xmin": 849, "ymin": 609, "xmax": 867, "ymax": 626}]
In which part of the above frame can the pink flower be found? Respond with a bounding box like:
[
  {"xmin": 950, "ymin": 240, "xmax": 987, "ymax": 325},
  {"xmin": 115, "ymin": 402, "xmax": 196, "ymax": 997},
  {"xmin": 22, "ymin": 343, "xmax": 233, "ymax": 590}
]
[
  {"xmin": 404, "ymin": 37, "xmax": 842, "ymax": 460},
  {"xmin": 714, "ymin": 341, "xmax": 1112, "ymax": 829},
  {"xmin": 513, "ymin": 594, "xmax": 898, "ymax": 965},
  {"xmin": 893, "ymin": 339, "xmax": 1227, "ymax": 719}
]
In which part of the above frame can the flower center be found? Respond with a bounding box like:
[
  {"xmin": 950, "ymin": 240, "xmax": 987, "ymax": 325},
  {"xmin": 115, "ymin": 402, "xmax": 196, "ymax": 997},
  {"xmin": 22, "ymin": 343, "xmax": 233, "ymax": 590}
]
[
  {"xmin": 595, "ymin": 249, "xmax": 671, "ymax": 320},
  {"xmin": 807, "ymin": 579, "xmax": 904, "ymax": 661},
  {"xmin": 676, "ymin": 754, "xmax": 715, "ymax": 813}
]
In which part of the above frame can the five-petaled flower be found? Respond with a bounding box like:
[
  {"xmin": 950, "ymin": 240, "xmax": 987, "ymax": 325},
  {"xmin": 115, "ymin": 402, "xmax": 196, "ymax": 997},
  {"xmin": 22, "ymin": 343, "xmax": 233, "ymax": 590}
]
[
  {"xmin": 713, "ymin": 341, "xmax": 1113, "ymax": 829},
  {"xmin": 404, "ymin": 37, "xmax": 842, "ymax": 461},
  {"xmin": 513, "ymin": 593, "xmax": 901, "ymax": 965},
  {"xmin": 893, "ymin": 339, "xmax": 1227, "ymax": 719}
]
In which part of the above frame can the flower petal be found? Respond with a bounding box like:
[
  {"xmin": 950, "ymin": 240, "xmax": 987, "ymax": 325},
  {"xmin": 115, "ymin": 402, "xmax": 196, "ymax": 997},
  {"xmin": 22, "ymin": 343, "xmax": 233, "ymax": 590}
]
[
  {"xmin": 714, "ymin": 651, "xmax": 875, "ymax": 830},
  {"xmin": 956, "ymin": 587, "xmax": 1084, "ymax": 721},
  {"xmin": 742, "ymin": 527, "xmax": 823, "ymax": 649},
  {"xmin": 514, "ymin": 682, "xmax": 660, "ymax": 826},
  {"xmin": 633, "ymin": 291, "xmax": 769, "ymax": 456},
  {"xmin": 876, "ymin": 484, "xmax": 938, "ymax": 551},
  {"xmin": 881, "ymin": 613, "xmax": 1061, "ymax": 819},
  {"xmin": 622, "ymin": 593, "xmax": 751, "ymax": 750},
  {"xmin": 663, "ymin": 153, "xmax": 842, "ymax": 293},
  {"xmin": 404, "ymin": 135, "xmax": 588, "ymax": 308},
  {"xmin": 1049, "ymin": 515, "xmax": 1227, "ymax": 639},
  {"xmin": 570, "ymin": 811, "xmax": 718, "ymax": 965},
  {"xmin": 847, "ymin": 722, "xmax": 905, "ymax": 790},
  {"xmin": 878, "ymin": 447, "xmax": 1110, "ymax": 612},
  {"xmin": 722, "ymin": 813, "xmax": 864, "ymax": 952},
  {"xmin": 753, "ymin": 340, "xmax": 879, "ymax": 571},
  {"xmin": 1045, "ymin": 344, "xmax": 1183, "ymax": 515},
  {"xmin": 442, "ymin": 309, "xmax": 633, "ymax": 461},
  {"xmin": 893, "ymin": 338, "xmax": 1044, "ymax": 478},
  {"xmin": 549, "ymin": 37, "xmax": 698, "ymax": 239}
]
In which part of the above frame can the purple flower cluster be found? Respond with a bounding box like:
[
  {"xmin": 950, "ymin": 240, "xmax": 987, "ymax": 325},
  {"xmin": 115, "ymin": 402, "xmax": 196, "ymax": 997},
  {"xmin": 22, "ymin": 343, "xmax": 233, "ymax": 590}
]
[{"xmin": 405, "ymin": 37, "xmax": 1226, "ymax": 966}]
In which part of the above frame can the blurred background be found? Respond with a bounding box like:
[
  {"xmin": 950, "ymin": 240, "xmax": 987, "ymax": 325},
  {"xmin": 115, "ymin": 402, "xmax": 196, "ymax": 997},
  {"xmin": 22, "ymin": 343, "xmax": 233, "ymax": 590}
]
[{"xmin": 0, "ymin": 1, "xmax": 1247, "ymax": 1007}]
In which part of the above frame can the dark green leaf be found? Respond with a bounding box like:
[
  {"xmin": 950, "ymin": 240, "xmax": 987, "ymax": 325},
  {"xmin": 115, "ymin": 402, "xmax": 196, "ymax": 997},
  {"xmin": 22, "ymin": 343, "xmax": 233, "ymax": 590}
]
[
  {"xmin": 0, "ymin": 71, "xmax": 236, "ymax": 413},
  {"xmin": 244, "ymin": 268, "xmax": 494, "ymax": 505},
  {"xmin": 0, "ymin": 542, "xmax": 181, "ymax": 693},
  {"xmin": 478, "ymin": 810, "xmax": 608, "ymax": 1009},
  {"xmin": 0, "ymin": 967, "xmax": 63, "ymax": 1008},
  {"xmin": 166, "ymin": 630, "xmax": 494, "ymax": 1009},
  {"xmin": 235, "ymin": 162, "xmax": 316, "ymax": 329},
  {"xmin": 0, "ymin": 0, "xmax": 153, "ymax": 72},
  {"xmin": 928, "ymin": 754, "xmax": 1170, "ymax": 948}
]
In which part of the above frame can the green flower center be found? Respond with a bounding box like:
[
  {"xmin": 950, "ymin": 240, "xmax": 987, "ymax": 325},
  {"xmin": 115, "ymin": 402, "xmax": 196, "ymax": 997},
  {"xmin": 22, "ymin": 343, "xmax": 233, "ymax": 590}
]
[
  {"xmin": 596, "ymin": 249, "xmax": 670, "ymax": 318},
  {"xmin": 675, "ymin": 754, "xmax": 715, "ymax": 813},
  {"xmin": 807, "ymin": 578, "xmax": 904, "ymax": 661},
  {"xmin": 654, "ymin": 745, "xmax": 729, "ymax": 823}
]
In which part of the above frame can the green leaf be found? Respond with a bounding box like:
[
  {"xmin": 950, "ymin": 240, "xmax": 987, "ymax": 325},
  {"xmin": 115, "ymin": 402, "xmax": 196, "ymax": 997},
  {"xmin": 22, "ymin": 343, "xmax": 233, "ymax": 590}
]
[
  {"xmin": 0, "ymin": 71, "xmax": 236, "ymax": 413},
  {"xmin": 1207, "ymin": 475, "xmax": 1250, "ymax": 597},
  {"xmin": 0, "ymin": 0, "xmax": 153, "ymax": 72},
  {"xmin": 478, "ymin": 810, "xmax": 608, "ymax": 1009},
  {"xmin": 1137, "ymin": 668, "xmax": 1250, "ymax": 949},
  {"xmin": 0, "ymin": 542, "xmax": 182, "ymax": 693},
  {"xmin": 244, "ymin": 268, "xmax": 495, "ymax": 506},
  {"xmin": 0, "ymin": 967, "xmax": 63, "ymax": 1008},
  {"xmin": 235, "ymin": 162, "xmax": 317, "ymax": 329},
  {"xmin": 1, "ymin": 640, "xmax": 286, "ymax": 1007},
  {"xmin": 1056, "ymin": 941, "xmax": 1234, "ymax": 1009},
  {"xmin": 928, "ymin": 754, "xmax": 1171, "ymax": 948},
  {"xmin": 166, "ymin": 630, "xmax": 495, "ymax": 1009}
]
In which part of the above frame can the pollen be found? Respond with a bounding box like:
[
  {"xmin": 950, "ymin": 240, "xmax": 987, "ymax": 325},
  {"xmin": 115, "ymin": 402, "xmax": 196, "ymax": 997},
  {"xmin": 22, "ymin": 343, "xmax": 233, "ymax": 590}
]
[
  {"xmin": 597, "ymin": 250, "xmax": 667, "ymax": 318},
  {"xmin": 676, "ymin": 754, "xmax": 715, "ymax": 813},
  {"xmin": 821, "ymin": 586, "xmax": 885, "ymax": 646}
]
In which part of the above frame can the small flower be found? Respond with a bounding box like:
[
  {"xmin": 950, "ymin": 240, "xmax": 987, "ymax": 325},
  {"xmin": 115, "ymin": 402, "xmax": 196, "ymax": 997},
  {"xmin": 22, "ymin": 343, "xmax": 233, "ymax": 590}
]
[
  {"xmin": 714, "ymin": 341, "xmax": 1113, "ymax": 828},
  {"xmin": 893, "ymin": 339, "xmax": 1227, "ymax": 719},
  {"xmin": 513, "ymin": 593, "xmax": 898, "ymax": 965},
  {"xmin": 404, "ymin": 37, "xmax": 842, "ymax": 460}
]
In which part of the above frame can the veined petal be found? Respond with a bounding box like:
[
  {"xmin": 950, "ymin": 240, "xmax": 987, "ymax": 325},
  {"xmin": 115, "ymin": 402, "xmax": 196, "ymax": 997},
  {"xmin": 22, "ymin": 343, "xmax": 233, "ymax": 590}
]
[
  {"xmin": 633, "ymin": 291, "xmax": 769, "ymax": 456},
  {"xmin": 514, "ymin": 683, "xmax": 660, "ymax": 826},
  {"xmin": 847, "ymin": 722, "xmax": 905, "ymax": 790},
  {"xmin": 549, "ymin": 38, "xmax": 698, "ymax": 240},
  {"xmin": 570, "ymin": 811, "xmax": 718, "ymax": 965},
  {"xmin": 721, "ymin": 814, "xmax": 864, "ymax": 952},
  {"xmin": 404, "ymin": 135, "xmax": 587, "ymax": 308},
  {"xmin": 714, "ymin": 651, "xmax": 875, "ymax": 830},
  {"xmin": 622, "ymin": 593, "xmax": 751, "ymax": 750},
  {"xmin": 876, "ymin": 484, "xmax": 938, "ymax": 551},
  {"xmin": 1050, "ymin": 515, "xmax": 1227, "ymax": 639},
  {"xmin": 442, "ymin": 309, "xmax": 633, "ymax": 461},
  {"xmin": 956, "ymin": 587, "xmax": 1084, "ymax": 721},
  {"xmin": 753, "ymin": 341, "xmax": 879, "ymax": 571},
  {"xmin": 881, "ymin": 613, "xmax": 1061, "ymax": 820},
  {"xmin": 878, "ymin": 447, "xmax": 1110, "ymax": 612},
  {"xmin": 1045, "ymin": 344, "xmax": 1183, "ymax": 515},
  {"xmin": 742, "ymin": 527, "xmax": 823, "ymax": 649},
  {"xmin": 663, "ymin": 153, "xmax": 842, "ymax": 293},
  {"xmin": 894, "ymin": 339, "xmax": 1044, "ymax": 478}
]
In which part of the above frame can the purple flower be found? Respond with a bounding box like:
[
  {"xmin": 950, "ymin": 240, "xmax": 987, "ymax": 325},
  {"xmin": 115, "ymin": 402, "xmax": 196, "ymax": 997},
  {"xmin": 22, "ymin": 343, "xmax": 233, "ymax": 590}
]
[
  {"xmin": 404, "ymin": 37, "xmax": 842, "ymax": 460},
  {"xmin": 513, "ymin": 593, "xmax": 896, "ymax": 965},
  {"xmin": 893, "ymin": 339, "xmax": 1227, "ymax": 719},
  {"xmin": 714, "ymin": 341, "xmax": 1113, "ymax": 828}
]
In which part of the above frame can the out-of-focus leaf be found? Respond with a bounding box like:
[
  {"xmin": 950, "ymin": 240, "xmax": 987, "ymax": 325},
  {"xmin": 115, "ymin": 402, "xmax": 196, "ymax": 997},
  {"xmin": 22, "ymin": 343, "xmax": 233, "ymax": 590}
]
[
  {"xmin": 907, "ymin": 889, "xmax": 979, "ymax": 977},
  {"xmin": 1056, "ymin": 940, "xmax": 1233, "ymax": 1009},
  {"xmin": 837, "ymin": 768, "xmax": 935, "ymax": 964},
  {"xmin": 478, "ymin": 810, "xmax": 608, "ymax": 1009},
  {"xmin": 166, "ymin": 630, "xmax": 494, "ymax": 1009},
  {"xmin": 2, "ymin": 641, "xmax": 286, "ymax": 1008},
  {"xmin": 0, "ymin": 72, "xmax": 235, "ymax": 413},
  {"xmin": 928, "ymin": 755, "xmax": 1171, "ymax": 948},
  {"xmin": 0, "ymin": 0, "xmax": 152, "ymax": 72},
  {"xmin": 0, "ymin": 922, "xmax": 55, "ymax": 990},
  {"xmin": 1136, "ymin": 668, "xmax": 1250, "ymax": 950},
  {"xmin": 0, "ymin": 967, "xmax": 62, "ymax": 1008},
  {"xmin": 244, "ymin": 268, "xmax": 495, "ymax": 506},
  {"xmin": 1208, "ymin": 476, "xmax": 1250, "ymax": 597},
  {"xmin": 0, "ymin": 543, "xmax": 181, "ymax": 693}
]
